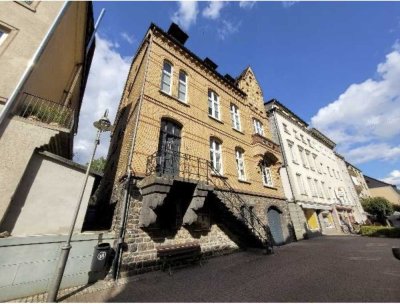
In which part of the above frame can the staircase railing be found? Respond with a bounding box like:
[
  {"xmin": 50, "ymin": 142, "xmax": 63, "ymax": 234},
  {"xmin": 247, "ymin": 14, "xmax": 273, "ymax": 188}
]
[
  {"xmin": 145, "ymin": 150, "xmax": 274, "ymax": 253},
  {"xmin": 207, "ymin": 165, "xmax": 274, "ymax": 254}
]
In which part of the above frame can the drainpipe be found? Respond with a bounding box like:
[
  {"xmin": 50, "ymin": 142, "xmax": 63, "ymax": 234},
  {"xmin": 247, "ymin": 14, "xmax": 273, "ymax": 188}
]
[
  {"xmin": 113, "ymin": 33, "xmax": 153, "ymax": 281},
  {"xmin": 269, "ymin": 105, "xmax": 299, "ymax": 238},
  {"xmin": 0, "ymin": 1, "xmax": 71, "ymax": 132}
]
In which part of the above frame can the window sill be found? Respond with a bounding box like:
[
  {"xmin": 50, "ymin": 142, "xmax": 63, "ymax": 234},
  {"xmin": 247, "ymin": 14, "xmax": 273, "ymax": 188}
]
[
  {"xmin": 211, "ymin": 173, "xmax": 228, "ymax": 179},
  {"xmin": 238, "ymin": 179, "xmax": 251, "ymax": 185},
  {"xmin": 159, "ymin": 90, "xmax": 190, "ymax": 107},
  {"xmin": 208, "ymin": 115, "xmax": 224, "ymax": 124},
  {"xmin": 232, "ymin": 128, "xmax": 245, "ymax": 135},
  {"xmin": 263, "ymin": 185, "xmax": 277, "ymax": 190},
  {"xmin": 292, "ymin": 161, "xmax": 299, "ymax": 165}
]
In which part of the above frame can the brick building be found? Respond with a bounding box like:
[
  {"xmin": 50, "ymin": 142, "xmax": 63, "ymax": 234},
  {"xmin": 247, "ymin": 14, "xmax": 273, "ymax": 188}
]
[{"xmin": 100, "ymin": 23, "xmax": 293, "ymax": 277}]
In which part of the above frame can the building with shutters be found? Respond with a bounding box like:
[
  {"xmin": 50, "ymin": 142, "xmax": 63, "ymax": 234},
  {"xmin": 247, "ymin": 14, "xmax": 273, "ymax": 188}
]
[
  {"xmin": 265, "ymin": 99, "xmax": 365, "ymax": 240},
  {"xmin": 99, "ymin": 22, "xmax": 293, "ymax": 277}
]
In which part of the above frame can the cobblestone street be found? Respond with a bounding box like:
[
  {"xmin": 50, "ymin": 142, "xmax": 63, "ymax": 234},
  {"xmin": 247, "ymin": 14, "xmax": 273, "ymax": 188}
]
[{"xmin": 61, "ymin": 236, "xmax": 400, "ymax": 302}]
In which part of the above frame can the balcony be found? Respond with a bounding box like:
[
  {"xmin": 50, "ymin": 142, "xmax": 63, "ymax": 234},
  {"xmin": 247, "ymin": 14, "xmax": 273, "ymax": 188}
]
[
  {"xmin": 251, "ymin": 133, "xmax": 281, "ymax": 159},
  {"xmin": 15, "ymin": 92, "xmax": 75, "ymax": 130}
]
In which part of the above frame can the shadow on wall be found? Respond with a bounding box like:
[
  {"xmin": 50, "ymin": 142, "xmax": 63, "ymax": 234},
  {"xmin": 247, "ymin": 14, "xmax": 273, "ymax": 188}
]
[{"xmin": 302, "ymin": 222, "xmax": 322, "ymax": 239}]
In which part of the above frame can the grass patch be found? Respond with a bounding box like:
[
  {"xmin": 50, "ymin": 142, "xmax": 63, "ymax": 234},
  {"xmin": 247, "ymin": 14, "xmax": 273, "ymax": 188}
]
[{"xmin": 360, "ymin": 226, "xmax": 400, "ymax": 238}]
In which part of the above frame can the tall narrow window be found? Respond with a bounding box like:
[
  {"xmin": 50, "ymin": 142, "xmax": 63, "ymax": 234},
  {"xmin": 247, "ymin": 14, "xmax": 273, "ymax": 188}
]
[
  {"xmin": 307, "ymin": 177, "xmax": 316, "ymax": 197},
  {"xmin": 178, "ymin": 71, "xmax": 187, "ymax": 102},
  {"xmin": 235, "ymin": 148, "xmax": 246, "ymax": 180},
  {"xmin": 322, "ymin": 182, "xmax": 329, "ymax": 198},
  {"xmin": 315, "ymin": 179, "xmax": 323, "ymax": 198},
  {"xmin": 283, "ymin": 123, "xmax": 290, "ymax": 134},
  {"xmin": 210, "ymin": 138, "xmax": 223, "ymax": 174},
  {"xmin": 296, "ymin": 173, "xmax": 306, "ymax": 195},
  {"xmin": 253, "ymin": 118, "xmax": 264, "ymax": 136},
  {"xmin": 208, "ymin": 90, "xmax": 220, "ymax": 120},
  {"xmin": 161, "ymin": 61, "xmax": 173, "ymax": 94},
  {"xmin": 306, "ymin": 150, "xmax": 314, "ymax": 170},
  {"xmin": 298, "ymin": 146, "xmax": 307, "ymax": 168},
  {"xmin": 230, "ymin": 104, "xmax": 241, "ymax": 131},
  {"xmin": 287, "ymin": 140, "xmax": 298, "ymax": 163},
  {"xmin": 261, "ymin": 161, "xmax": 273, "ymax": 187},
  {"xmin": 0, "ymin": 28, "xmax": 8, "ymax": 46}
]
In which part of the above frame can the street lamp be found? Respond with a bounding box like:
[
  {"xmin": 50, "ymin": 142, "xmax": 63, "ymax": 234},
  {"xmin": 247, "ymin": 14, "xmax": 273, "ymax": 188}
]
[{"xmin": 47, "ymin": 110, "xmax": 112, "ymax": 302}]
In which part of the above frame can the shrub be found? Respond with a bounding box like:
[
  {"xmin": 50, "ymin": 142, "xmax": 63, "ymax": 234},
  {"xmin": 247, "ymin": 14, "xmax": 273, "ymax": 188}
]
[
  {"xmin": 360, "ymin": 225, "xmax": 400, "ymax": 238},
  {"xmin": 361, "ymin": 197, "xmax": 394, "ymax": 224}
]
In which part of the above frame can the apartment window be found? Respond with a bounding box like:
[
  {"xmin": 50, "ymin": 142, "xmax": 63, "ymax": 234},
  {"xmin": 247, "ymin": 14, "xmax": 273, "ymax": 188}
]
[
  {"xmin": 300, "ymin": 134, "xmax": 306, "ymax": 144},
  {"xmin": 316, "ymin": 180, "xmax": 324, "ymax": 198},
  {"xmin": 306, "ymin": 150, "xmax": 314, "ymax": 170},
  {"xmin": 296, "ymin": 173, "xmax": 307, "ymax": 195},
  {"xmin": 235, "ymin": 148, "xmax": 246, "ymax": 181},
  {"xmin": 230, "ymin": 104, "xmax": 241, "ymax": 131},
  {"xmin": 283, "ymin": 123, "xmax": 290, "ymax": 134},
  {"xmin": 161, "ymin": 60, "xmax": 173, "ymax": 94},
  {"xmin": 293, "ymin": 129, "xmax": 299, "ymax": 139},
  {"xmin": 253, "ymin": 118, "xmax": 264, "ymax": 136},
  {"xmin": 178, "ymin": 70, "xmax": 187, "ymax": 102},
  {"xmin": 0, "ymin": 29, "xmax": 8, "ymax": 46},
  {"xmin": 322, "ymin": 181, "xmax": 329, "ymax": 198},
  {"xmin": 287, "ymin": 140, "xmax": 298, "ymax": 164},
  {"xmin": 298, "ymin": 146, "xmax": 308, "ymax": 168},
  {"xmin": 307, "ymin": 139, "xmax": 313, "ymax": 148},
  {"xmin": 261, "ymin": 162, "xmax": 273, "ymax": 187},
  {"xmin": 210, "ymin": 138, "xmax": 223, "ymax": 174},
  {"xmin": 307, "ymin": 177, "xmax": 316, "ymax": 197},
  {"xmin": 327, "ymin": 166, "xmax": 332, "ymax": 177},
  {"xmin": 208, "ymin": 90, "xmax": 220, "ymax": 120}
]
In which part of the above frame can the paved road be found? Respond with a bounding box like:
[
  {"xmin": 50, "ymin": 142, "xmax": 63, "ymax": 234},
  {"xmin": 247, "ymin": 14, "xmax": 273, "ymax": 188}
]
[{"xmin": 65, "ymin": 236, "xmax": 400, "ymax": 302}]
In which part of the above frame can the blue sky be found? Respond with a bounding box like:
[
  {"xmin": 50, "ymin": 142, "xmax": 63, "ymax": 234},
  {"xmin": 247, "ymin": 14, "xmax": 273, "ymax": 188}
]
[{"xmin": 74, "ymin": 1, "xmax": 400, "ymax": 186}]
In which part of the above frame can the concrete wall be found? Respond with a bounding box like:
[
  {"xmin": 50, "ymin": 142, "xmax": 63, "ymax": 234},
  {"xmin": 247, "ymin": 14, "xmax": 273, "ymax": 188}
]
[
  {"xmin": 0, "ymin": 232, "xmax": 115, "ymax": 302},
  {"xmin": 369, "ymin": 186, "xmax": 400, "ymax": 206},
  {"xmin": 1, "ymin": 151, "xmax": 95, "ymax": 236}
]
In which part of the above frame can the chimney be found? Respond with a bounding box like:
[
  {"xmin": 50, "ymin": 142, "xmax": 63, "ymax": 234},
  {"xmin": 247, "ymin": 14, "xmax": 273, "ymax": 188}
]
[
  {"xmin": 203, "ymin": 57, "xmax": 218, "ymax": 70},
  {"xmin": 167, "ymin": 23, "xmax": 189, "ymax": 45}
]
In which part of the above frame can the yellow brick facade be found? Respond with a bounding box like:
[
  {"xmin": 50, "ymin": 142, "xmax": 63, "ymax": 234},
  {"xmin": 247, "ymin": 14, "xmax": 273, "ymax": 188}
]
[{"xmin": 109, "ymin": 28, "xmax": 285, "ymax": 200}]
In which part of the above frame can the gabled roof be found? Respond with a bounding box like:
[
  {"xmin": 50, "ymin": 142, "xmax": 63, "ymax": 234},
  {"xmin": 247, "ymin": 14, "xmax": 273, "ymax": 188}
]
[{"xmin": 364, "ymin": 175, "xmax": 397, "ymax": 189}]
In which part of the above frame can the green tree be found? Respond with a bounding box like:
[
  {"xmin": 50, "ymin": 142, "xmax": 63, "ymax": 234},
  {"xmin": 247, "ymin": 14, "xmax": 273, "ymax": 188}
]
[
  {"xmin": 361, "ymin": 197, "xmax": 394, "ymax": 224},
  {"xmin": 88, "ymin": 157, "xmax": 106, "ymax": 174}
]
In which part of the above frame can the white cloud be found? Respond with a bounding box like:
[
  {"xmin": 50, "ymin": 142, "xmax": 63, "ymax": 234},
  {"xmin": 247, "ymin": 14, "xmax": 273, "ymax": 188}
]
[
  {"xmin": 382, "ymin": 170, "xmax": 400, "ymax": 187},
  {"xmin": 239, "ymin": 1, "xmax": 256, "ymax": 9},
  {"xmin": 343, "ymin": 143, "xmax": 400, "ymax": 164},
  {"xmin": 311, "ymin": 44, "xmax": 400, "ymax": 164},
  {"xmin": 282, "ymin": 1, "xmax": 297, "ymax": 8},
  {"xmin": 73, "ymin": 35, "xmax": 131, "ymax": 164},
  {"xmin": 120, "ymin": 32, "xmax": 136, "ymax": 45},
  {"xmin": 202, "ymin": 1, "xmax": 225, "ymax": 20},
  {"xmin": 217, "ymin": 19, "xmax": 240, "ymax": 40},
  {"xmin": 171, "ymin": 1, "xmax": 199, "ymax": 31}
]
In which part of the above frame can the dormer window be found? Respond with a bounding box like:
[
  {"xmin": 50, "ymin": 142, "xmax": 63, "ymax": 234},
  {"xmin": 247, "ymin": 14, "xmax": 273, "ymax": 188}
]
[{"xmin": 161, "ymin": 60, "xmax": 173, "ymax": 94}]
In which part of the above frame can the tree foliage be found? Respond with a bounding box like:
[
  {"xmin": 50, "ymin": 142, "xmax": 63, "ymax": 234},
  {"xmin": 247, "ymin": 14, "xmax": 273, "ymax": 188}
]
[
  {"xmin": 88, "ymin": 157, "xmax": 106, "ymax": 174},
  {"xmin": 361, "ymin": 197, "xmax": 394, "ymax": 223}
]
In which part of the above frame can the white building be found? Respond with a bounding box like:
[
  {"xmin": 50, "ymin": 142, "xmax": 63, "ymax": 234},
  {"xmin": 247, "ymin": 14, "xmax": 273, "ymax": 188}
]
[{"xmin": 265, "ymin": 99, "xmax": 364, "ymax": 240}]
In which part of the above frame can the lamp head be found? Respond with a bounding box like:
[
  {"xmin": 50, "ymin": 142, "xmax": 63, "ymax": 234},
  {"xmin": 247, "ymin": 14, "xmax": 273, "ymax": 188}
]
[{"xmin": 93, "ymin": 109, "xmax": 112, "ymax": 132}]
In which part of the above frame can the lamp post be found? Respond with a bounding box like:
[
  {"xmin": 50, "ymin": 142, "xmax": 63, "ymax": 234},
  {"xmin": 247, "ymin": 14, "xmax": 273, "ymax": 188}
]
[{"xmin": 47, "ymin": 110, "xmax": 112, "ymax": 302}]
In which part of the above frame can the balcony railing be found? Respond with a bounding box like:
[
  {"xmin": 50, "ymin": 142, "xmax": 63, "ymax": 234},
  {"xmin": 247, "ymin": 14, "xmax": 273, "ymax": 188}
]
[
  {"xmin": 15, "ymin": 92, "xmax": 74, "ymax": 130},
  {"xmin": 146, "ymin": 150, "xmax": 210, "ymax": 183}
]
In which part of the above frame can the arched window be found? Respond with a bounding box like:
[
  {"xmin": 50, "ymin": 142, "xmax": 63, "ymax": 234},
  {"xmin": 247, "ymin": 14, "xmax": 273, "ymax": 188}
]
[
  {"xmin": 260, "ymin": 158, "xmax": 273, "ymax": 187},
  {"xmin": 161, "ymin": 60, "xmax": 173, "ymax": 94},
  {"xmin": 230, "ymin": 103, "xmax": 241, "ymax": 131},
  {"xmin": 252, "ymin": 118, "xmax": 264, "ymax": 136},
  {"xmin": 208, "ymin": 90, "xmax": 220, "ymax": 120},
  {"xmin": 178, "ymin": 70, "xmax": 188, "ymax": 102},
  {"xmin": 210, "ymin": 137, "xmax": 223, "ymax": 174},
  {"xmin": 235, "ymin": 147, "xmax": 246, "ymax": 181}
]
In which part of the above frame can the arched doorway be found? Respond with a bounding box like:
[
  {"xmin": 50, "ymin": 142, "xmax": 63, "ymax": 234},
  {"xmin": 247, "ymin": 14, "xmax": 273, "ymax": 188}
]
[
  {"xmin": 267, "ymin": 207, "xmax": 285, "ymax": 245},
  {"xmin": 157, "ymin": 118, "xmax": 182, "ymax": 176}
]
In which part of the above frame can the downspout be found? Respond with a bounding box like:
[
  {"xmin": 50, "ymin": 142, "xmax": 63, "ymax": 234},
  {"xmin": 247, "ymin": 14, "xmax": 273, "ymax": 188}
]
[
  {"xmin": 269, "ymin": 106, "xmax": 299, "ymax": 238},
  {"xmin": 113, "ymin": 32, "xmax": 153, "ymax": 281},
  {"xmin": 0, "ymin": 1, "xmax": 71, "ymax": 132}
]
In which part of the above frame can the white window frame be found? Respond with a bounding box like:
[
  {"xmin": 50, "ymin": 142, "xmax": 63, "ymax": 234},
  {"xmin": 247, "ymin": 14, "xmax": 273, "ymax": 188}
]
[
  {"xmin": 261, "ymin": 163, "xmax": 273, "ymax": 187},
  {"xmin": 230, "ymin": 104, "xmax": 241, "ymax": 131},
  {"xmin": 208, "ymin": 90, "xmax": 220, "ymax": 120},
  {"xmin": 293, "ymin": 129, "xmax": 299, "ymax": 140},
  {"xmin": 235, "ymin": 148, "xmax": 246, "ymax": 181},
  {"xmin": 178, "ymin": 70, "xmax": 188, "ymax": 102},
  {"xmin": 287, "ymin": 140, "xmax": 298, "ymax": 164},
  {"xmin": 307, "ymin": 177, "xmax": 317, "ymax": 197},
  {"xmin": 296, "ymin": 173, "xmax": 306, "ymax": 195},
  {"xmin": 253, "ymin": 118, "xmax": 264, "ymax": 136},
  {"xmin": 0, "ymin": 29, "xmax": 8, "ymax": 46},
  {"xmin": 306, "ymin": 150, "xmax": 314, "ymax": 170},
  {"xmin": 283, "ymin": 123, "xmax": 290, "ymax": 134},
  {"xmin": 161, "ymin": 60, "xmax": 173, "ymax": 94},
  {"xmin": 298, "ymin": 146, "xmax": 308, "ymax": 168},
  {"xmin": 210, "ymin": 138, "xmax": 223, "ymax": 174}
]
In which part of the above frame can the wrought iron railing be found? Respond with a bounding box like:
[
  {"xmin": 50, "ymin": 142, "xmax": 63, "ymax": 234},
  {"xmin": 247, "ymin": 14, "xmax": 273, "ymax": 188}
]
[
  {"xmin": 15, "ymin": 92, "xmax": 74, "ymax": 129},
  {"xmin": 146, "ymin": 150, "xmax": 210, "ymax": 183},
  {"xmin": 145, "ymin": 149, "xmax": 274, "ymax": 253}
]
